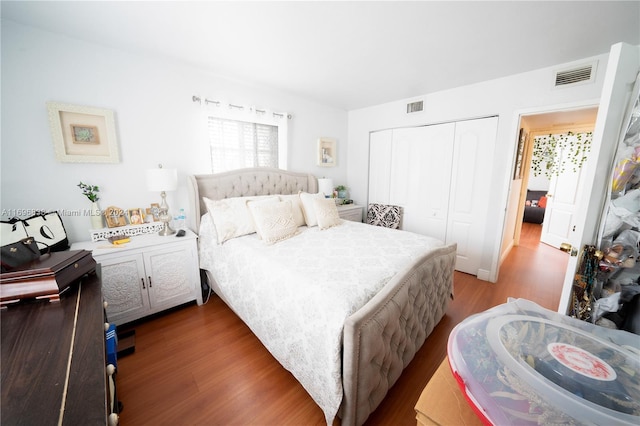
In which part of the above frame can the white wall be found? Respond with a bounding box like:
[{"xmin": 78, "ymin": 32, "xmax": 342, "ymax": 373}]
[
  {"xmin": 347, "ymin": 54, "xmax": 608, "ymax": 281},
  {"xmin": 1, "ymin": 20, "xmax": 348, "ymax": 242}
]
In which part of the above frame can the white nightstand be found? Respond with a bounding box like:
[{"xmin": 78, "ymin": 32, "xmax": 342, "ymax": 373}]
[
  {"xmin": 71, "ymin": 229, "xmax": 202, "ymax": 325},
  {"xmin": 337, "ymin": 204, "xmax": 364, "ymax": 222}
]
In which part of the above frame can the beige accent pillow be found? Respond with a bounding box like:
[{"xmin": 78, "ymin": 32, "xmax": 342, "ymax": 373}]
[
  {"xmin": 204, "ymin": 195, "xmax": 278, "ymax": 244},
  {"xmin": 250, "ymin": 200, "xmax": 299, "ymax": 244},
  {"xmin": 314, "ymin": 198, "xmax": 342, "ymax": 230},
  {"xmin": 299, "ymin": 192, "xmax": 325, "ymax": 227},
  {"xmin": 278, "ymin": 194, "xmax": 306, "ymax": 227}
]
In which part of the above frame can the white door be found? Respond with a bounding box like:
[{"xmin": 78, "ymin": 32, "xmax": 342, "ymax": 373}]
[
  {"xmin": 557, "ymin": 42, "xmax": 640, "ymax": 313},
  {"xmin": 368, "ymin": 129, "xmax": 393, "ymax": 204},
  {"xmin": 389, "ymin": 124, "xmax": 455, "ymax": 241},
  {"xmin": 448, "ymin": 117, "xmax": 498, "ymax": 275},
  {"xmin": 540, "ymin": 144, "xmax": 586, "ymax": 249}
]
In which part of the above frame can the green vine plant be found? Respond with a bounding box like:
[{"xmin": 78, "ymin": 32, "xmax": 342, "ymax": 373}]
[{"xmin": 531, "ymin": 131, "xmax": 593, "ymax": 179}]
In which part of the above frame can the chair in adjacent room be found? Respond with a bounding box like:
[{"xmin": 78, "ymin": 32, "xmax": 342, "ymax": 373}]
[{"xmin": 366, "ymin": 203, "xmax": 403, "ymax": 229}]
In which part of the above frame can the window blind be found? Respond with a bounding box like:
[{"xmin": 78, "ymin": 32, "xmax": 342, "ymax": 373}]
[{"xmin": 207, "ymin": 117, "xmax": 279, "ymax": 173}]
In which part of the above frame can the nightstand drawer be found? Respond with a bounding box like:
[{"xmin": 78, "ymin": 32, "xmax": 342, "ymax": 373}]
[{"xmin": 337, "ymin": 205, "xmax": 363, "ymax": 222}]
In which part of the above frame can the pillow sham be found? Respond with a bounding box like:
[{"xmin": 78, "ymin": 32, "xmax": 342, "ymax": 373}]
[
  {"xmin": 278, "ymin": 194, "xmax": 306, "ymax": 227},
  {"xmin": 204, "ymin": 195, "xmax": 279, "ymax": 244},
  {"xmin": 299, "ymin": 191, "xmax": 325, "ymax": 227},
  {"xmin": 314, "ymin": 198, "xmax": 341, "ymax": 230},
  {"xmin": 250, "ymin": 200, "xmax": 299, "ymax": 244}
]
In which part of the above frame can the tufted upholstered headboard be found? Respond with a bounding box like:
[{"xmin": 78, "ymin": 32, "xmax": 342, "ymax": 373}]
[{"xmin": 187, "ymin": 167, "xmax": 318, "ymax": 232}]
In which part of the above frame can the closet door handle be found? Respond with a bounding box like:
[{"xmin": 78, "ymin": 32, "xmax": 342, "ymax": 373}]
[
  {"xmin": 141, "ymin": 278, "xmax": 146, "ymax": 289},
  {"xmin": 148, "ymin": 276, "xmax": 152, "ymax": 288}
]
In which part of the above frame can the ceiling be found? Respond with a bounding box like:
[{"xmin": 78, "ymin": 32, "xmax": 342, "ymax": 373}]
[{"xmin": 2, "ymin": 1, "xmax": 639, "ymax": 111}]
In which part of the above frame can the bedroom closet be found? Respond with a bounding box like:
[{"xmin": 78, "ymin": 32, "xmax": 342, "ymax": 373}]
[{"xmin": 368, "ymin": 116, "xmax": 498, "ymax": 276}]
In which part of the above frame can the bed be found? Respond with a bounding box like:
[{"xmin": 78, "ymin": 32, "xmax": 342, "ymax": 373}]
[{"xmin": 187, "ymin": 167, "xmax": 456, "ymax": 426}]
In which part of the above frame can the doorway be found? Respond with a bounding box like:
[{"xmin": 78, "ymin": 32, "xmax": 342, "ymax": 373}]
[{"xmin": 513, "ymin": 107, "xmax": 599, "ymax": 249}]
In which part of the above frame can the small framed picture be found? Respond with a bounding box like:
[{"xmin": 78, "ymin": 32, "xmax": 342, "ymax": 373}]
[
  {"xmin": 145, "ymin": 203, "xmax": 160, "ymax": 221},
  {"xmin": 104, "ymin": 206, "xmax": 126, "ymax": 228},
  {"xmin": 127, "ymin": 208, "xmax": 144, "ymax": 225},
  {"xmin": 317, "ymin": 137, "xmax": 336, "ymax": 167}
]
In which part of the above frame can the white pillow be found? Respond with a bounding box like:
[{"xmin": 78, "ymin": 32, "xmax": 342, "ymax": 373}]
[
  {"xmin": 204, "ymin": 195, "xmax": 278, "ymax": 244},
  {"xmin": 250, "ymin": 200, "xmax": 299, "ymax": 244},
  {"xmin": 299, "ymin": 192, "xmax": 325, "ymax": 227},
  {"xmin": 314, "ymin": 198, "xmax": 341, "ymax": 230},
  {"xmin": 279, "ymin": 194, "xmax": 306, "ymax": 227}
]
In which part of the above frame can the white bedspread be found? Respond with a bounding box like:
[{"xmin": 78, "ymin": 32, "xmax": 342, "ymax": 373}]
[{"xmin": 199, "ymin": 216, "xmax": 445, "ymax": 423}]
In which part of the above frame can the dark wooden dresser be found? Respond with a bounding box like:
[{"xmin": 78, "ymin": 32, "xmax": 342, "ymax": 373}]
[{"xmin": 1, "ymin": 271, "xmax": 114, "ymax": 425}]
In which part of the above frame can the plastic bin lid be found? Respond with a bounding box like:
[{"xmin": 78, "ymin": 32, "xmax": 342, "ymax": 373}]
[{"xmin": 447, "ymin": 299, "xmax": 640, "ymax": 426}]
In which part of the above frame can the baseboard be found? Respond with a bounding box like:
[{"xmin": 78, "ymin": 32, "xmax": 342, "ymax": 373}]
[{"xmin": 476, "ymin": 269, "xmax": 491, "ymax": 282}]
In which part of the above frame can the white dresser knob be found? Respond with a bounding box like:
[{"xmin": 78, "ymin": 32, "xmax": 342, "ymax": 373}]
[{"xmin": 104, "ymin": 322, "xmax": 110, "ymax": 332}]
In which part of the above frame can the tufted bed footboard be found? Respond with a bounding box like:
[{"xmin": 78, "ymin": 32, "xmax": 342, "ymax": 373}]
[{"xmin": 341, "ymin": 243, "xmax": 456, "ymax": 426}]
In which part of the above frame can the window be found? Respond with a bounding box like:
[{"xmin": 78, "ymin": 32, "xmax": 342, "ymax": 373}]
[{"xmin": 204, "ymin": 104, "xmax": 288, "ymax": 173}]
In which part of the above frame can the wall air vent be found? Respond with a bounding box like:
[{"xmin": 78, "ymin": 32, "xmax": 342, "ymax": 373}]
[
  {"xmin": 554, "ymin": 62, "xmax": 597, "ymax": 88},
  {"xmin": 406, "ymin": 100, "xmax": 424, "ymax": 114}
]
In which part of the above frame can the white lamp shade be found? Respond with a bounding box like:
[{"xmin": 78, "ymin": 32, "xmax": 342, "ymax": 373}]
[
  {"xmin": 318, "ymin": 178, "xmax": 334, "ymax": 197},
  {"xmin": 146, "ymin": 168, "xmax": 178, "ymax": 192}
]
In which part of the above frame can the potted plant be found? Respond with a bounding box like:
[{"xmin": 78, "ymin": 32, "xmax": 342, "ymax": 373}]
[
  {"xmin": 78, "ymin": 181, "xmax": 103, "ymax": 229},
  {"xmin": 335, "ymin": 185, "xmax": 348, "ymax": 199}
]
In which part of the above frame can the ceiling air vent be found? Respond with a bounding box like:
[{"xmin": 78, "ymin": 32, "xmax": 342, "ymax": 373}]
[
  {"xmin": 554, "ymin": 62, "xmax": 596, "ymax": 88},
  {"xmin": 406, "ymin": 100, "xmax": 424, "ymax": 114}
]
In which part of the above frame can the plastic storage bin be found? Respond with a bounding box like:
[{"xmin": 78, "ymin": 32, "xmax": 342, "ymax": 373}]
[{"xmin": 447, "ymin": 299, "xmax": 640, "ymax": 425}]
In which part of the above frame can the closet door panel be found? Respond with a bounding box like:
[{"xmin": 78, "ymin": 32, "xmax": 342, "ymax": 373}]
[
  {"xmin": 368, "ymin": 130, "xmax": 393, "ymax": 204},
  {"xmin": 390, "ymin": 124, "xmax": 455, "ymax": 241},
  {"xmin": 448, "ymin": 117, "xmax": 498, "ymax": 275}
]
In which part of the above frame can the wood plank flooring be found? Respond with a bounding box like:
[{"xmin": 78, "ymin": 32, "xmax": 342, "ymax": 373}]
[{"xmin": 116, "ymin": 223, "xmax": 568, "ymax": 425}]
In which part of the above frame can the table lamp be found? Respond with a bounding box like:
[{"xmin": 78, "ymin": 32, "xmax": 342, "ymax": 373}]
[
  {"xmin": 318, "ymin": 178, "xmax": 334, "ymax": 198},
  {"xmin": 146, "ymin": 164, "xmax": 178, "ymax": 236}
]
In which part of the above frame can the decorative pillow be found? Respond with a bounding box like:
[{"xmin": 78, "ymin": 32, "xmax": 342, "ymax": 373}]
[
  {"xmin": 204, "ymin": 195, "xmax": 278, "ymax": 244},
  {"xmin": 250, "ymin": 200, "xmax": 298, "ymax": 244},
  {"xmin": 538, "ymin": 196, "xmax": 547, "ymax": 208},
  {"xmin": 299, "ymin": 192, "xmax": 325, "ymax": 227},
  {"xmin": 313, "ymin": 198, "xmax": 341, "ymax": 230},
  {"xmin": 278, "ymin": 194, "xmax": 306, "ymax": 227},
  {"xmin": 366, "ymin": 204, "xmax": 402, "ymax": 229}
]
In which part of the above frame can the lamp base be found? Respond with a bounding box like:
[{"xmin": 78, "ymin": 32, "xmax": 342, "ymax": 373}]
[{"xmin": 158, "ymin": 222, "xmax": 175, "ymax": 236}]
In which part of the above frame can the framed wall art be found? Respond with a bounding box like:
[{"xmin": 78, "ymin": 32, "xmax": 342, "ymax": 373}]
[
  {"xmin": 317, "ymin": 137, "xmax": 336, "ymax": 167},
  {"xmin": 513, "ymin": 128, "xmax": 527, "ymax": 180},
  {"xmin": 47, "ymin": 101, "xmax": 120, "ymax": 163}
]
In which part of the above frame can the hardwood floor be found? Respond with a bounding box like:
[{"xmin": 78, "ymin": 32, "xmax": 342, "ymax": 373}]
[{"xmin": 116, "ymin": 223, "xmax": 568, "ymax": 425}]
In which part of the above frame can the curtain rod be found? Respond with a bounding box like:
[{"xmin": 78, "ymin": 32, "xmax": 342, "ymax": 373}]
[{"xmin": 192, "ymin": 95, "xmax": 292, "ymax": 119}]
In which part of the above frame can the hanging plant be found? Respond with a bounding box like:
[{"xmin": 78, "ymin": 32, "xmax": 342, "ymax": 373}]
[{"xmin": 531, "ymin": 131, "xmax": 593, "ymax": 179}]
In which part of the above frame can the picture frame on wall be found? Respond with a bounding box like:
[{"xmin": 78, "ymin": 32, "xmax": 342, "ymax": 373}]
[
  {"xmin": 513, "ymin": 128, "xmax": 527, "ymax": 180},
  {"xmin": 47, "ymin": 101, "xmax": 120, "ymax": 163},
  {"xmin": 317, "ymin": 137, "xmax": 336, "ymax": 167}
]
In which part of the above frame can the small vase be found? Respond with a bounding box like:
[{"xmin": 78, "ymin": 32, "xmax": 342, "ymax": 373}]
[{"xmin": 90, "ymin": 201, "xmax": 103, "ymax": 229}]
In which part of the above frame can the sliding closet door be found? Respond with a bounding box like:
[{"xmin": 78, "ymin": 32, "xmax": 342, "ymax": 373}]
[
  {"xmin": 447, "ymin": 117, "xmax": 498, "ymax": 275},
  {"xmin": 389, "ymin": 124, "xmax": 455, "ymax": 241},
  {"xmin": 368, "ymin": 130, "xmax": 393, "ymax": 204}
]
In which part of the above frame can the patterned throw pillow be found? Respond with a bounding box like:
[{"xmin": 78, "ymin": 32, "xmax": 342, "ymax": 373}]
[
  {"xmin": 313, "ymin": 198, "xmax": 341, "ymax": 230},
  {"xmin": 204, "ymin": 195, "xmax": 279, "ymax": 244},
  {"xmin": 249, "ymin": 200, "xmax": 299, "ymax": 244},
  {"xmin": 366, "ymin": 204, "xmax": 402, "ymax": 229}
]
